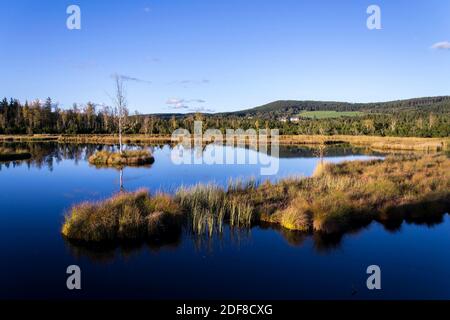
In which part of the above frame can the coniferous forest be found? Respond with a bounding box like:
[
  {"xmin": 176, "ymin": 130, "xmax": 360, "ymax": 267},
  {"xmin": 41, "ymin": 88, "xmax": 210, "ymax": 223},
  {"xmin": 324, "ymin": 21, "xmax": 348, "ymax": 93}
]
[{"xmin": 0, "ymin": 96, "xmax": 449, "ymax": 137}]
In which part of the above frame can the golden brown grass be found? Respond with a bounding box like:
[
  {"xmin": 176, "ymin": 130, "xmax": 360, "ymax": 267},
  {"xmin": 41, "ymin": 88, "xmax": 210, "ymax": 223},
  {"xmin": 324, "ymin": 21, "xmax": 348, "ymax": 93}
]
[
  {"xmin": 1, "ymin": 134, "xmax": 448, "ymax": 151},
  {"xmin": 88, "ymin": 149, "xmax": 154, "ymax": 167},
  {"xmin": 62, "ymin": 189, "xmax": 182, "ymax": 242},
  {"xmin": 278, "ymin": 135, "xmax": 449, "ymax": 151},
  {"xmin": 62, "ymin": 154, "xmax": 450, "ymax": 241},
  {"xmin": 261, "ymin": 154, "xmax": 449, "ymax": 233}
]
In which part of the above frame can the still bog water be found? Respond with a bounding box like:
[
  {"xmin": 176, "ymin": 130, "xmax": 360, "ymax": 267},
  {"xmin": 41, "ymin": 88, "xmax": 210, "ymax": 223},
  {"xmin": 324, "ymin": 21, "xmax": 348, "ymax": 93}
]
[{"xmin": 0, "ymin": 142, "xmax": 449, "ymax": 299}]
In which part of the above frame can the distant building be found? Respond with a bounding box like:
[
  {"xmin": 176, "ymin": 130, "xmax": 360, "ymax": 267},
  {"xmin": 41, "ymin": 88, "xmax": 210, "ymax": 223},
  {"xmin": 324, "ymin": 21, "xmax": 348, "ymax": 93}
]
[
  {"xmin": 289, "ymin": 117, "xmax": 300, "ymax": 122},
  {"xmin": 279, "ymin": 117, "xmax": 287, "ymax": 122}
]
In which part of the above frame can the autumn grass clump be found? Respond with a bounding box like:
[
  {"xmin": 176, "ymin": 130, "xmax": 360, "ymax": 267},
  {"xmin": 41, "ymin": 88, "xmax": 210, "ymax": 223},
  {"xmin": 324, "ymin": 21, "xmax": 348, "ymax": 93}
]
[
  {"xmin": 175, "ymin": 181, "xmax": 256, "ymax": 236},
  {"xmin": 63, "ymin": 154, "xmax": 450, "ymax": 242},
  {"xmin": 0, "ymin": 147, "xmax": 31, "ymax": 161},
  {"xmin": 88, "ymin": 149, "xmax": 154, "ymax": 167},
  {"xmin": 61, "ymin": 189, "xmax": 182, "ymax": 242},
  {"xmin": 263, "ymin": 154, "xmax": 450, "ymax": 233}
]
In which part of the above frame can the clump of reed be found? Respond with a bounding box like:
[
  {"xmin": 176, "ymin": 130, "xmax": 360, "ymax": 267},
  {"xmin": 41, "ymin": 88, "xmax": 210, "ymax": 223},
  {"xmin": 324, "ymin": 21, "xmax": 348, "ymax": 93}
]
[
  {"xmin": 0, "ymin": 147, "xmax": 32, "ymax": 161},
  {"xmin": 175, "ymin": 180, "xmax": 256, "ymax": 236},
  {"xmin": 61, "ymin": 189, "xmax": 182, "ymax": 242},
  {"xmin": 88, "ymin": 149, "xmax": 154, "ymax": 167}
]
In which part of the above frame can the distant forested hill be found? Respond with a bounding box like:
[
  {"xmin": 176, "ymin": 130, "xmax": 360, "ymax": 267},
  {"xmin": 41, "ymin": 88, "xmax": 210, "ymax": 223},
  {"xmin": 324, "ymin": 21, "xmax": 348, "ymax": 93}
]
[{"xmin": 218, "ymin": 96, "xmax": 450, "ymax": 119}]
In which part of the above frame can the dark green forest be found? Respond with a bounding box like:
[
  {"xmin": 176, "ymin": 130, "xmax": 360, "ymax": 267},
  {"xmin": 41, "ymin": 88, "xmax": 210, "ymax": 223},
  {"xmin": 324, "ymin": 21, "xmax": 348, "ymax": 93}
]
[
  {"xmin": 226, "ymin": 96, "xmax": 450, "ymax": 117},
  {"xmin": 0, "ymin": 96, "xmax": 449, "ymax": 137}
]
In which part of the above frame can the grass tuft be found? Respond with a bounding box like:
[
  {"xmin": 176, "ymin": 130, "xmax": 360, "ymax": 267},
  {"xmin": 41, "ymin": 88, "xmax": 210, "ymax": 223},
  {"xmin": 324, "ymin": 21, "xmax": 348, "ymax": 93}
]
[
  {"xmin": 88, "ymin": 149, "xmax": 154, "ymax": 167},
  {"xmin": 62, "ymin": 189, "xmax": 182, "ymax": 242}
]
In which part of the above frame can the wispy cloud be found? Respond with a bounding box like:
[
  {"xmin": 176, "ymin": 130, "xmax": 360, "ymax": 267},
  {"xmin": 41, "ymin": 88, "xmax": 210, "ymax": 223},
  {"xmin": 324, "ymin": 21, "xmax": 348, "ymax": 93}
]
[
  {"xmin": 431, "ymin": 41, "xmax": 450, "ymax": 50},
  {"xmin": 166, "ymin": 98, "xmax": 189, "ymax": 109},
  {"xmin": 111, "ymin": 73, "xmax": 152, "ymax": 84},
  {"xmin": 188, "ymin": 106, "xmax": 215, "ymax": 113},
  {"xmin": 166, "ymin": 98, "xmax": 207, "ymax": 110}
]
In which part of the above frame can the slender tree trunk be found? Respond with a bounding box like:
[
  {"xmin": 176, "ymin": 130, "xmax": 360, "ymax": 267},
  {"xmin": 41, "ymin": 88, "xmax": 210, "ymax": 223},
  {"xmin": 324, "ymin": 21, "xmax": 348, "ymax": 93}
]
[
  {"xmin": 119, "ymin": 168, "xmax": 124, "ymax": 192},
  {"xmin": 114, "ymin": 74, "xmax": 126, "ymax": 154},
  {"xmin": 118, "ymin": 110, "xmax": 123, "ymax": 154}
]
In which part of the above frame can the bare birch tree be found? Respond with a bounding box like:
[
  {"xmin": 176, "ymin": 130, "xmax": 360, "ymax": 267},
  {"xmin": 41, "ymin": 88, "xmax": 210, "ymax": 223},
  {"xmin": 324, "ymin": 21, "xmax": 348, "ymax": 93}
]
[{"xmin": 113, "ymin": 74, "xmax": 127, "ymax": 154}]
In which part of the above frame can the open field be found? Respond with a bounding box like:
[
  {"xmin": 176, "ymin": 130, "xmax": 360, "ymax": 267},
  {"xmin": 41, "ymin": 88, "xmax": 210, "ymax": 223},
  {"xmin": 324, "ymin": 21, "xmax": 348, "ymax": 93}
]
[
  {"xmin": 62, "ymin": 154, "xmax": 450, "ymax": 242},
  {"xmin": 1, "ymin": 134, "xmax": 448, "ymax": 152},
  {"xmin": 299, "ymin": 111, "xmax": 364, "ymax": 119}
]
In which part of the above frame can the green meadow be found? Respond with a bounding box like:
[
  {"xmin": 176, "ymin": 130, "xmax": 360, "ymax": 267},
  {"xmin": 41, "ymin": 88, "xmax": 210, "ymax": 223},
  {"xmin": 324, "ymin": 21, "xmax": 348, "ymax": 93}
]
[{"xmin": 299, "ymin": 111, "xmax": 364, "ymax": 119}]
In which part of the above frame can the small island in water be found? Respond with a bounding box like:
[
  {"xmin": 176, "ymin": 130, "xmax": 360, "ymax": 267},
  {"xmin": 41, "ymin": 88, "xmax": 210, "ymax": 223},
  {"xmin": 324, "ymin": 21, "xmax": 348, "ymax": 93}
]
[
  {"xmin": 88, "ymin": 149, "xmax": 154, "ymax": 167},
  {"xmin": 62, "ymin": 153, "xmax": 449, "ymax": 242}
]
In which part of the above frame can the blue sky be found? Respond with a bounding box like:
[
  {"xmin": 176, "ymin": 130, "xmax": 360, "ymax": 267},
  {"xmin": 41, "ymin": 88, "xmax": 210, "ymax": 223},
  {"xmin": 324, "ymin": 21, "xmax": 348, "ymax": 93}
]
[{"xmin": 1, "ymin": 0, "xmax": 449, "ymax": 114}]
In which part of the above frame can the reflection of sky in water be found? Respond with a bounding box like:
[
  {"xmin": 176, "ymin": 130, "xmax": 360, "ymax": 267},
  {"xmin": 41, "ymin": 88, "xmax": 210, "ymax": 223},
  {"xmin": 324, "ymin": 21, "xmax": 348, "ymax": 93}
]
[
  {"xmin": 0, "ymin": 143, "xmax": 449, "ymax": 299},
  {"xmin": 0, "ymin": 144, "xmax": 381, "ymax": 200}
]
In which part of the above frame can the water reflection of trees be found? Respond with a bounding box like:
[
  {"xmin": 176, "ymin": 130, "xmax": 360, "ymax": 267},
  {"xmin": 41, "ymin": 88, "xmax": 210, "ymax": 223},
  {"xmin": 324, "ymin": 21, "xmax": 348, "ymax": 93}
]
[
  {"xmin": 5, "ymin": 142, "xmax": 446, "ymax": 259},
  {"xmin": 0, "ymin": 142, "xmax": 158, "ymax": 171},
  {"xmin": 172, "ymin": 142, "xmax": 385, "ymax": 159},
  {"xmin": 0, "ymin": 141, "xmax": 384, "ymax": 172},
  {"xmin": 0, "ymin": 142, "xmax": 96, "ymax": 170}
]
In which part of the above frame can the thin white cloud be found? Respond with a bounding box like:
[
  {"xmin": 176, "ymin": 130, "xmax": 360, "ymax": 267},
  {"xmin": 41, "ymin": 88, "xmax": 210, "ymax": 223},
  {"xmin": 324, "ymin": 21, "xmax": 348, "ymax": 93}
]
[
  {"xmin": 169, "ymin": 104, "xmax": 189, "ymax": 110},
  {"xmin": 431, "ymin": 41, "xmax": 450, "ymax": 50},
  {"xmin": 188, "ymin": 99, "xmax": 206, "ymax": 103},
  {"xmin": 189, "ymin": 106, "xmax": 215, "ymax": 113},
  {"xmin": 166, "ymin": 98, "xmax": 189, "ymax": 109},
  {"xmin": 166, "ymin": 98, "xmax": 184, "ymax": 105},
  {"xmin": 166, "ymin": 98, "xmax": 208, "ymax": 110}
]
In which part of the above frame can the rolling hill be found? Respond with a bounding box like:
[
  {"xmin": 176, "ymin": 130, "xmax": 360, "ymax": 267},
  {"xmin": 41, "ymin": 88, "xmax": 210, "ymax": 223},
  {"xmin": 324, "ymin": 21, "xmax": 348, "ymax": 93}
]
[
  {"xmin": 218, "ymin": 96, "xmax": 450, "ymax": 119},
  {"xmin": 144, "ymin": 96, "xmax": 450, "ymax": 120}
]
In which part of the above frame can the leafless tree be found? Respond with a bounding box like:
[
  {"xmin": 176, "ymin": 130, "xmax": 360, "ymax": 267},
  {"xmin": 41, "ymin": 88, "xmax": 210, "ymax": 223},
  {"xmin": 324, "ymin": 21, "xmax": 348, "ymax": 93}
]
[{"xmin": 113, "ymin": 74, "xmax": 127, "ymax": 154}]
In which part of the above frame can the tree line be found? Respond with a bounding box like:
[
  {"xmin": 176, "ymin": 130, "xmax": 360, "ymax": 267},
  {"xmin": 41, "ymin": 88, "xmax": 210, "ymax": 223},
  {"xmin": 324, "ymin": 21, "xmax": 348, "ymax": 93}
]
[{"xmin": 0, "ymin": 97, "xmax": 449, "ymax": 137}]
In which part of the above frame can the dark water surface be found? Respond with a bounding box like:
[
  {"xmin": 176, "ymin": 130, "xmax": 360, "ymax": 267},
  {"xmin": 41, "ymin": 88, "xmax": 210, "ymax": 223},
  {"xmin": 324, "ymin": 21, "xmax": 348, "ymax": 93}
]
[{"xmin": 0, "ymin": 142, "xmax": 449, "ymax": 299}]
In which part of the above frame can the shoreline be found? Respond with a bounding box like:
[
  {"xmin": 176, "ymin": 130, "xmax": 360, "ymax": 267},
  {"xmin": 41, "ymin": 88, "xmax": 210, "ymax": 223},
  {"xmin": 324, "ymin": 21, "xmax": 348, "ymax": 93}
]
[{"xmin": 1, "ymin": 134, "xmax": 448, "ymax": 152}]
